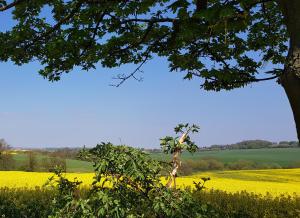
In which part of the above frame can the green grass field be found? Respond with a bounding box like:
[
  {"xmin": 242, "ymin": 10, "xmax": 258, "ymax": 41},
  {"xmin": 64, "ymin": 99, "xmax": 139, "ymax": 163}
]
[
  {"xmin": 65, "ymin": 159, "xmax": 93, "ymax": 172},
  {"xmin": 149, "ymin": 148, "xmax": 300, "ymax": 167},
  {"xmin": 11, "ymin": 152, "xmax": 93, "ymax": 172},
  {"xmin": 9, "ymin": 148, "xmax": 300, "ymax": 173}
]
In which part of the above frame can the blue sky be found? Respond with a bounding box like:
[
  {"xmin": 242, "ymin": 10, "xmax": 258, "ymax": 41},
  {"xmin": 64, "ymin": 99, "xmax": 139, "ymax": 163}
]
[
  {"xmin": 0, "ymin": 5, "xmax": 296, "ymax": 148},
  {"xmin": 0, "ymin": 57, "xmax": 296, "ymax": 148}
]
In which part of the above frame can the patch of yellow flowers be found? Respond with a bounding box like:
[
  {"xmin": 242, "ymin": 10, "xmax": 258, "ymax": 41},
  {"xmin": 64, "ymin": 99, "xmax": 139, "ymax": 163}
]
[{"xmin": 1, "ymin": 168, "xmax": 300, "ymax": 197}]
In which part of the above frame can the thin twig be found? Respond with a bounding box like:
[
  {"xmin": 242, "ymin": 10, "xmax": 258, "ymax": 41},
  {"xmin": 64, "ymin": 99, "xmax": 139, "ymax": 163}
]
[{"xmin": 111, "ymin": 52, "xmax": 149, "ymax": 87}]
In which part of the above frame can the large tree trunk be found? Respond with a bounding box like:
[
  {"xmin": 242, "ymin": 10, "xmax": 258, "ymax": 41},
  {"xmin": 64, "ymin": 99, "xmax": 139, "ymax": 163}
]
[
  {"xmin": 281, "ymin": 70, "xmax": 300, "ymax": 142},
  {"xmin": 279, "ymin": 0, "xmax": 300, "ymax": 142}
]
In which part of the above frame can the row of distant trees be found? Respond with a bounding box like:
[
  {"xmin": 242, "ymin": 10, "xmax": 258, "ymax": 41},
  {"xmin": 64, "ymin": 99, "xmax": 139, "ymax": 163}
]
[
  {"xmin": 25, "ymin": 151, "xmax": 67, "ymax": 172},
  {"xmin": 208, "ymin": 140, "xmax": 299, "ymax": 150},
  {"xmin": 0, "ymin": 138, "xmax": 67, "ymax": 172},
  {"xmin": 142, "ymin": 140, "xmax": 299, "ymax": 153}
]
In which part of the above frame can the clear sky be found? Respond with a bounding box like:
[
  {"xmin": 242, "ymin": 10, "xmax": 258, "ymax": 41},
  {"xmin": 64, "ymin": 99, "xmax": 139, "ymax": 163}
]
[
  {"xmin": 0, "ymin": 57, "xmax": 296, "ymax": 148},
  {"xmin": 0, "ymin": 6, "xmax": 297, "ymax": 148}
]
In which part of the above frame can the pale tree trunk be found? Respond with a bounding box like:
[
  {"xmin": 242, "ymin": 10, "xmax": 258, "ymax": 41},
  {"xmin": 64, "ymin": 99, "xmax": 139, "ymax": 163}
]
[
  {"xmin": 166, "ymin": 132, "xmax": 187, "ymax": 188},
  {"xmin": 279, "ymin": 0, "xmax": 300, "ymax": 143}
]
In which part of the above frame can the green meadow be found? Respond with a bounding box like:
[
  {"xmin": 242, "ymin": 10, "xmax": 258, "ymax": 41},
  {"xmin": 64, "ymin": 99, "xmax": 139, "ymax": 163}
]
[{"xmin": 150, "ymin": 148, "xmax": 300, "ymax": 167}]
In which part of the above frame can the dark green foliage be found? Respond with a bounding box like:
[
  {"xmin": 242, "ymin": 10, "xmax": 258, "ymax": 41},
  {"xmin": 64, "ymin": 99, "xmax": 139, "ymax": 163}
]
[
  {"xmin": 0, "ymin": 1, "xmax": 287, "ymax": 89},
  {"xmin": 0, "ymin": 0, "xmax": 299, "ymax": 144},
  {"xmin": 79, "ymin": 142, "xmax": 163, "ymax": 191}
]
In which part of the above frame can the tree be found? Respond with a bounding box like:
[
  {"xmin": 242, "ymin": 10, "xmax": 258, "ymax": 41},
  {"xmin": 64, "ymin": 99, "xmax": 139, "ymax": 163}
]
[
  {"xmin": 27, "ymin": 151, "xmax": 37, "ymax": 172},
  {"xmin": 0, "ymin": 138, "xmax": 15, "ymax": 170},
  {"xmin": 0, "ymin": 0, "xmax": 299, "ymax": 141},
  {"xmin": 0, "ymin": 138, "xmax": 10, "ymax": 154},
  {"xmin": 160, "ymin": 123, "xmax": 200, "ymax": 188}
]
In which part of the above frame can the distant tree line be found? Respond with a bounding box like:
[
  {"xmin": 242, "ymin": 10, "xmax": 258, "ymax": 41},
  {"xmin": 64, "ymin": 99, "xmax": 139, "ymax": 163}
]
[
  {"xmin": 0, "ymin": 150, "xmax": 67, "ymax": 172},
  {"xmin": 40, "ymin": 147, "xmax": 80, "ymax": 159},
  {"xmin": 22, "ymin": 151, "xmax": 67, "ymax": 172},
  {"xmin": 208, "ymin": 140, "xmax": 299, "ymax": 150},
  {"xmin": 0, "ymin": 139, "xmax": 67, "ymax": 172},
  {"xmin": 143, "ymin": 140, "xmax": 299, "ymax": 153}
]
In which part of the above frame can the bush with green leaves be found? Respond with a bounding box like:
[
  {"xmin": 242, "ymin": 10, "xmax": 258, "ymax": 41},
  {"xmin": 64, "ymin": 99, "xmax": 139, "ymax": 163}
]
[{"xmin": 47, "ymin": 142, "xmax": 213, "ymax": 218}]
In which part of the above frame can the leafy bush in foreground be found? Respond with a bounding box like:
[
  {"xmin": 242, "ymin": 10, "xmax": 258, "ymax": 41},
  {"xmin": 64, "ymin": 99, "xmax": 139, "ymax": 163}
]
[{"xmin": 47, "ymin": 142, "xmax": 213, "ymax": 217}]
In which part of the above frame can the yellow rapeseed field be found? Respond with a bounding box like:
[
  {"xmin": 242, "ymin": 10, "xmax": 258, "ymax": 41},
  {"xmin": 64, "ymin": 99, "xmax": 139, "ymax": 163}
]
[
  {"xmin": 176, "ymin": 168, "xmax": 300, "ymax": 196},
  {"xmin": 0, "ymin": 171, "xmax": 95, "ymax": 188},
  {"xmin": 1, "ymin": 168, "xmax": 300, "ymax": 197}
]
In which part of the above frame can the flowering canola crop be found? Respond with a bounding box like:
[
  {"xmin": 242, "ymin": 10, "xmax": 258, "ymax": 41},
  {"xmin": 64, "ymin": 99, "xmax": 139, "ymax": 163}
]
[
  {"xmin": 1, "ymin": 168, "xmax": 300, "ymax": 197},
  {"xmin": 176, "ymin": 168, "xmax": 300, "ymax": 196}
]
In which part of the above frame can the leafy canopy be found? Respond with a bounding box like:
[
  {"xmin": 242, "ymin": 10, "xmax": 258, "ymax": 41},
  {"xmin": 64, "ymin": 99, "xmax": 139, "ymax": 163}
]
[{"xmin": 0, "ymin": 0, "xmax": 287, "ymax": 88}]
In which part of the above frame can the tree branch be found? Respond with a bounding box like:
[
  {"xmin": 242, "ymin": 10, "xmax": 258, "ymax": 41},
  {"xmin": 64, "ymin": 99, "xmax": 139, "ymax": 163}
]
[
  {"xmin": 111, "ymin": 52, "xmax": 149, "ymax": 87},
  {"xmin": 202, "ymin": 71, "xmax": 281, "ymax": 88},
  {"xmin": 110, "ymin": 32, "xmax": 170, "ymax": 87},
  {"xmin": 109, "ymin": 21, "xmax": 155, "ymax": 56},
  {"xmin": 24, "ymin": 1, "xmax": 83, "ymax": 49},
  {"xmin": 119, "ymin": 17, "xmax": 175, "ymax": 24},
  {"xmin": 79, "ymin": 11, "xmax": 106, "ymax": 57},
  {"xmin": 0, "ymin": 0, "xmax": 25, "ymax": 12},
  {"xmin": 196, "ymin": 0, "xmax": 208, "ymax": 12},
  {"xmin": 246, "ymin": 0, "xmax": 274, "ymax": 10},
  {"xmin": 250, "ymin": 74, "xmax": 280, "ymax": 82}
]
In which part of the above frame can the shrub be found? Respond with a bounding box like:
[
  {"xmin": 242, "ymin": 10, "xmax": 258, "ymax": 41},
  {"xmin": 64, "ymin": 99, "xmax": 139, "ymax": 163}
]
[
  {"xmin": 227, "ymin": 160, "xmax": 256, "ymax": 170},
  {"xmin": 1, "ymin": 187, "xmax": 300, "ymax": 218},
  {"xmin": 0, "ymin": 187, "xmax": 55, "ymax": 217},
  {"xmin": 47, "ymin": 143, "xmax": 214, "ymax": 218}
]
